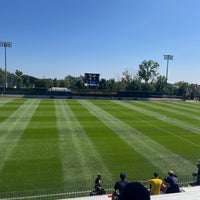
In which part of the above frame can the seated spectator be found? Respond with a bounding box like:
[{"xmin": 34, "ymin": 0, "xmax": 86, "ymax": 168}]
[
  {"xmin": 120, "ymin": 182, "xmax": 150, "ymax": 200},
  {"xmin": 141, "ymin": 172, "xmax": 163, "ymax": 195},
  {"xmin": 112, "ymin": 172, "xmax": 128, "ymax": 200},
  {"xmin": 162, "ymin": 170, "xmax": 180, "ymax": 193},
  {"xmin": 94, "ymin": 173, "xmax": 104, "ymax": 194}
]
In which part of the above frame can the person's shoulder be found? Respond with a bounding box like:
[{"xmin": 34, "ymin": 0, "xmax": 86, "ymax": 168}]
[
  {"xmin": 149, "ymin": 178, "xmax": 162, "ymax": 183},
  {"xmin": 114, "ymin": 181, "xmax": 121, "ymax": 186},
  {"xmin": 146, "ymin": 179, "xmax": 152, "ymax": 183},
  {"xmin": 116, "ymin": 180, "xmax": 125, "ymax": 185},
  {"xmin": 120, "ymin": 182, "xmax": 150, "ymax": 200},
  {"xmin": 116, "ymin": 180, "xmax": 128, "ymax": 186},
  {"xmin": 156, "ymin": 178, "xmax": 163, "ymax": 183},
  {"xmin": 148, "ymin": 178, "xmax": 155, "ymax": 183}
]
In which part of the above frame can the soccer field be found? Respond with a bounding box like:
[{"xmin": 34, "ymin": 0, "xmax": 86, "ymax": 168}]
[{"xmin": 0, "ymin": 98, "xmax": 200, "ymax": 198}]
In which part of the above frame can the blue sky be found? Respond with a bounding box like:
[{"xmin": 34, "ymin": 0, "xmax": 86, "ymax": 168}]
[{"xmin": 0, "ymin": 0, "xmax": 200, "ymax": 84}]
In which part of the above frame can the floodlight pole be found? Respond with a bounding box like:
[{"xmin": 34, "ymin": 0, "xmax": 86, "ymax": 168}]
[
  {"xmin": 0, "ymin": 41, "xmax": 12, "ymax": 90},
  {"xmin": 164, "ymin": 54, "xmax": 173, "ymax": 83}
]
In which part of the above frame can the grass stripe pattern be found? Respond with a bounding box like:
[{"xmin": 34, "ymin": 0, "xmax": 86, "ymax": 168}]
[
  {"xmin": 55, "ymin": 99, "xmax": 112, "ymax": 191},
  {"xmin": 0, "ymin": 99, "xmax": 199, "ymax": 198},
  {"xmin": 78, "ymin": 100, "xmax": 196, "ymax": 178}
]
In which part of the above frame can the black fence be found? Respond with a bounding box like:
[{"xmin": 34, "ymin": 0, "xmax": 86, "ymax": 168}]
[{"xmin": 0, "ymin": 87, "xmax": 183, "ymax": 100}]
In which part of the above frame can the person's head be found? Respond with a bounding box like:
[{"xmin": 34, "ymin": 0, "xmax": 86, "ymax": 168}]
[
  {"xmin": 97, "ymin": 173, "xmax": 101, "ymax": 178},
  {"xmin": 120, "ymin": 182, "xmax": 150, "ymax": 200},
  {"xmin": 168, "ymin": 170, "xmax": 175, "ymax": 176},
  {"xmin": 120, "ymin": 172, "xmax": 126, "ymax": 181},
  {"xmin": 154, "ymin": 172, "xmax": 158, "ymax": 178}
]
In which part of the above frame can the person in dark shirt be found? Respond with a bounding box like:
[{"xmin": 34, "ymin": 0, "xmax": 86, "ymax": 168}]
[
  {"xmin": 112, "ymin": 172, "xmax": 128, "ymax": 200},
  {"xmin": 120, "ymin": 182, "xmax": 150, "ymax": 200},
  {"xmin": 163, "ymin": 170, "xmax": 180, "ymax": 193},
  {"xmin": 90, "ymin": 173, "xmax": 106, "ymax": 195},
  {"xmin": 95, "ymin": 173, "xmax": 102, "ymax": 188},
  {"xmin": 94, "ymin": 173, "xmax": 106, "ymax": 194}
]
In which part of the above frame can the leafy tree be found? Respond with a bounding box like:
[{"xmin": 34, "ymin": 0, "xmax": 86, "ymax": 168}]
[
  {"xmin": 0, "ymin": 68, "xmax": 4, "ymax": 87},
  {"xmin": 64, "ymin": 75, "xmax": 75, "ymax": 88},
  {"xmin": 117, "ymin": 68, "xmax": 135, "ymax": 90},
  {"xmin": 187, "ymin": 84, "xmax": 200, "ymax": 100},
  {"xmin": 1, "ymin": 65, "xmax": 199, "ymax": 101},
  {"xmin": 155, "ymin": 75, "xmax": 167, "ymax": 93},
  {"xmin": 35, "ymin": 79, "xmax": 53, "ymax": 88},
  {"xmin": 16, "ymin": 76, "xmax": 23, "ymax": 88},
  {"xmin": 23, "ymin": 75, "xmax": 31, "ymax": 88},
  {"xmin": 121, "ymin": 68, "xmax": 133, "ymax": 83},
  {"xmin": 138, "ymin": 60, "xmax": 159, "ymax": 83},
  {"xmin": 106, "ymin": 78, "xmax": 117, "ymax": 90},
  {"xmin": 53, "ymin": 78, "xmax": 58, "ymax": 87},
  {"xmin": 15, "ymin": 69, "xmax": 23, "ymax": 88},
  {"xmin": 174, "ymin": 81, "xmax": 189, "ymax": 100},
  {"xmin": 15, "ymin": 70, "xmax": 23, "ymax": 77},
  {"xmin": 163, "ymin": 83, "xmax": 176, "ymax": 95},
  {"xmin": 141, "ymin": 83, "xmax": 156, "ymax": 92},
  {"xmin": 74, "ymin": 76, "xmax": 84, "ymax": 89},
  {"xmin": 126, "ymin": 79, "xmax": 142, "ymax": 91},
  {"xmin": 99, "ymin": 79, "xmax": 107, "ymax": 89},
  {"xmin": 59, "ymin": 79, "xmax": 66, "ymax": 87},
  {"xmin": 63, "ymin": 75, "xmax": 84, "ymax": 89}
]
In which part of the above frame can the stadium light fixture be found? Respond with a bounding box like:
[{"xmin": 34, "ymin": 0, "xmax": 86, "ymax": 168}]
[
  {"xmin": 0, "ymin": 41, "xmax": 13, "ymax": 90},
  {"xmin": 164, "ymin": 54, "xmax": 173, "ymax": 83}
]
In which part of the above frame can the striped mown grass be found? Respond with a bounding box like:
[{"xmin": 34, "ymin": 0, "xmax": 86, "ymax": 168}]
[{"xmin": 0, "ymin": 99, "xmax": 199, "ymax": 198}]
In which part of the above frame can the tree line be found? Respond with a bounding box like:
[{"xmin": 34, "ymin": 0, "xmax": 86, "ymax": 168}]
[{"xmin": 0, "ymin": 60, "xmax": 200, "ymax": 100}]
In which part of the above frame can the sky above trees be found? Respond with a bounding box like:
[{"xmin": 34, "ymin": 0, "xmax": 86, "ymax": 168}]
[{"xmin": 1, "ymin": 0, "xmax": 200, "ymax": 84}]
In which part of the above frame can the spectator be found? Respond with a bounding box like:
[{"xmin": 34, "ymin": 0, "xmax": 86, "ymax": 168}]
[
  {"xmin": 90, "ymin": 173, "xmax": 106, "ymax": 195},
  {"xmin": 162, "ymin": 170, "xmax": 180, "ymax": 193},
  {"xmin": 120, "ymin": 182, "xmax": 150, "ymax": 200},
  {"xmin": 95, "ymin": 173, "xmax": 103, "ymax": 193},
  {"xmin": 141, "ymin": 172, "xmax": 163, "ymax": 195},
  {"xmin": 112, "ymin": 172, "xmax": 128, "ymax": 200}
]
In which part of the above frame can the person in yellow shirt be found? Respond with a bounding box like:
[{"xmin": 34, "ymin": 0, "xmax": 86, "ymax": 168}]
[{"xmin": 141, "ymin": 172, "xmax": 163, "ymax": 195}]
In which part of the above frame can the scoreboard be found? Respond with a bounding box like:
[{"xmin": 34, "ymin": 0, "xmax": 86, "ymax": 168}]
[{"xmin": 84, "ymin": 73, "xmax": 100, "ymax": 87}]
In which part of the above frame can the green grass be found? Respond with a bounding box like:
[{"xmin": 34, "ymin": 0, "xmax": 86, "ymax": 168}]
[{"xmin": 0, "ymin": 99, "xmax": 200, "ymax": 198}]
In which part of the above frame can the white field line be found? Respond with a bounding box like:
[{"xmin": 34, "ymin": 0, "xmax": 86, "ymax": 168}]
[
  {"xmin": 136, "ymin": 101, "xmax": 200, "ymax": 121},
  {"xmin": 78, "ymin": 100, "xmax": 196, "ymax": 177},
  {"xmin": 158, "ymin": 101, "xmax": 200, "ymax": 112},
  {"xmin": 114, "ymin": 101, "xmax": 200, "ymax": 135},
  {"xmin": 0, "ymin": 99, "xmax": 40, "ymax": 172},
  {"xmin": 110, "ymin": 102, "xmax": 200, "ymax": 148},
  {"xmin": 55, "ymin": 100, "xmax": 112, "ymax": 188},
  {"xmin": 113, "ymin": 100, "xmax": 200, "ymax": 147},
  {"xmin": 167, "ymin": 101, "xmax": 200, "ymax": 111}
]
